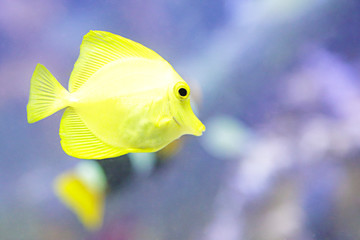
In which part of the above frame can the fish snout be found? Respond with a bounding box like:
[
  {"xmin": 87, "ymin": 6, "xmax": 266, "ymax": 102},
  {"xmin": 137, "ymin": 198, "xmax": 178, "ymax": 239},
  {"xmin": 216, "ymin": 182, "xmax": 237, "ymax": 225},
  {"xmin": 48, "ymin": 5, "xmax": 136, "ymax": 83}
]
[{"xmin": 192, "ymin": 120, "xmax": 206, "ymax": 136}]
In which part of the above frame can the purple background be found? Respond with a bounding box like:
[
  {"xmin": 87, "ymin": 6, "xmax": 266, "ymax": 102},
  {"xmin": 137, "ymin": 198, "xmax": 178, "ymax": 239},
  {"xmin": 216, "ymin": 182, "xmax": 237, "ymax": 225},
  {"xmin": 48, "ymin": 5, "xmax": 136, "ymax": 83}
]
[{"xmin": 2, "ymin": 0, "xmax": 360, "ymax": 239}]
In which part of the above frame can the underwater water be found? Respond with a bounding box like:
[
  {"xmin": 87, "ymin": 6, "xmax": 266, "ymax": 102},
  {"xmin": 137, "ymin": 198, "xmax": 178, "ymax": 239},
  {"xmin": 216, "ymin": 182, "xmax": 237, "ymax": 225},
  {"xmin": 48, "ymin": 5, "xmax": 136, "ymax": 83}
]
[{"xmin": 2, "ymin": 0, "xmax": 360, "ymax": 239}]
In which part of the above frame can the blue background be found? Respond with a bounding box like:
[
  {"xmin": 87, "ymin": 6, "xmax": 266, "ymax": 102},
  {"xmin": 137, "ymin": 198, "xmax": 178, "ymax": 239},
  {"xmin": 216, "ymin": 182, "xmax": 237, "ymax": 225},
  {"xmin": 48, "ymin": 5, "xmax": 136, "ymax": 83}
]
[{"xmin": 2, "ymin": 0, "xmax": 360, "ymax": 239}]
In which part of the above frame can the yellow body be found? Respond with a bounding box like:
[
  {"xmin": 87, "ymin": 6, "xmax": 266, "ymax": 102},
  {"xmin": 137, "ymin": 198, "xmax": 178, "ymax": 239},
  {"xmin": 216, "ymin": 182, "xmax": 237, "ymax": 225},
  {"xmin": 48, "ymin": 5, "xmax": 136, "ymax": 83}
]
[{"xmin": 27, "ymin": 31, "xmax": 205, "ymax": 159}]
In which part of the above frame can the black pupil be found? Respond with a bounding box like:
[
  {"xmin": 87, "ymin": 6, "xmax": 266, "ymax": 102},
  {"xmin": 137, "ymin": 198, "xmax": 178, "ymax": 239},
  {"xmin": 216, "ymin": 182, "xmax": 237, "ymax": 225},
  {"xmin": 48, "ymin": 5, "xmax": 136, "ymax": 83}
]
[{"xmin": 179, "ymin": 88, "xmax": 187, "ymax": 97}]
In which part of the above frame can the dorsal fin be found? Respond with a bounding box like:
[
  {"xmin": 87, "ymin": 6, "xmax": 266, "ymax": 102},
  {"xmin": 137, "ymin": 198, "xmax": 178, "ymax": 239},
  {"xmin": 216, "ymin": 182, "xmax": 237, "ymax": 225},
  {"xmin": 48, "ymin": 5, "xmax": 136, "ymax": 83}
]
[{"xmin": 68, "ymin": 30, "xmax": 164, "ymax": 92}]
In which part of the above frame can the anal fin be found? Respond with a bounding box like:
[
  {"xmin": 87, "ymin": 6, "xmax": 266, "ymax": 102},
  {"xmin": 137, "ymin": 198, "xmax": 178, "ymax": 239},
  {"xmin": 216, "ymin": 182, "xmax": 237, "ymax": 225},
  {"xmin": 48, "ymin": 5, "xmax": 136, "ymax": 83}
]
[{"xmin": 59, "ymin": 108, "xmax": 126, "ymax": 159}]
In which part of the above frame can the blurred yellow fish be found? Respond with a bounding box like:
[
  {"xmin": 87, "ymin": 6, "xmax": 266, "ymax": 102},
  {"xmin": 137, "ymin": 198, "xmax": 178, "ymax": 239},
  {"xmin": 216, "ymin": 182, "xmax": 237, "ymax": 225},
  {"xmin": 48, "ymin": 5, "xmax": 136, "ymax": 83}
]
[
  {"xmin": 27, "ymin": 30, "xmax": 205, "ymax": 159},
  {"xmin": 54, "ymin": 161, "xmax": 107, "ymax": 231},
  {"xmin": 54, "ymin": 141, "xmax": 184, "ymax": 231}
]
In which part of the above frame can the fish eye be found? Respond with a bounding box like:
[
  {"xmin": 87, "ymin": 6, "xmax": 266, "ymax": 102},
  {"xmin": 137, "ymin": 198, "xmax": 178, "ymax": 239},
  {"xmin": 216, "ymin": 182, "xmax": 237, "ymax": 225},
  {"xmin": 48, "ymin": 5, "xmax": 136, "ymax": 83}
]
[
  {"xmin": 178, "ymin": 88, "xmax": 187, "ymax": 97},
  {"xmin": 174, "ymin": 82, "xmax": 190, "ymax": 100}
]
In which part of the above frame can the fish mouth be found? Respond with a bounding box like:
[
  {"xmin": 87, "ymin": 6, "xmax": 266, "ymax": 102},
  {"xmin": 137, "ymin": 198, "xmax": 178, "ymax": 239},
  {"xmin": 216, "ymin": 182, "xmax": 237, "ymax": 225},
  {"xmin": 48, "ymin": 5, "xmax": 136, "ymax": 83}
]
[
  {"xmin": 185, "ymin": 101, "xmax": 205, "ymax": 136},
  {"xmin": 173, "ymin": 113, "xmax": 205, "ymax": 136},
  {"xmin": 169, "ymin": 92, "xmax": 205, "ymax": 136},
  {"xmin": 180, "ymin": 112, "xmax": 205, "ymax": 136},
  {"xmin": 191, "ymin": 119, "xmax": 206, "ymax": 136}
]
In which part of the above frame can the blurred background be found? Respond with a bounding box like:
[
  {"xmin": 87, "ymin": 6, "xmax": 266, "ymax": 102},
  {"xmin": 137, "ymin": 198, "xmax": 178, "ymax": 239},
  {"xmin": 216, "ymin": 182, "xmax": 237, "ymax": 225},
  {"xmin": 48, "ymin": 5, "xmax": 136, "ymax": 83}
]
[{"xmin": 2, "ymin": 0, "xmax": 360, "ymax": 239}]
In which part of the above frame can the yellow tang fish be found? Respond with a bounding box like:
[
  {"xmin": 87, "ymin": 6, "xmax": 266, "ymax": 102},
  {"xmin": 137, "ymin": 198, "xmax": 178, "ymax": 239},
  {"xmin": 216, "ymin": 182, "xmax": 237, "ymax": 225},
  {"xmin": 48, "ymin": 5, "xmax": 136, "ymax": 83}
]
[
  {"xmin": 54, "ymin": 161, "xmax": 107, "ymax": 231},
  {"xmin": 27, "ymin": 30, "xmax": 205, "ymax": 159}
]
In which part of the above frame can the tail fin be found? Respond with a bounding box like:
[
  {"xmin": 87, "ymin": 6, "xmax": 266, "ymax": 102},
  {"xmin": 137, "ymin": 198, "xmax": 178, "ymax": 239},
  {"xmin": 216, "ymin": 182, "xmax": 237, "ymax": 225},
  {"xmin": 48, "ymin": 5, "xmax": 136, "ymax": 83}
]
[{"xmin": 27, "ymin": 64, "xmax": 69, "ymax": 123}]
